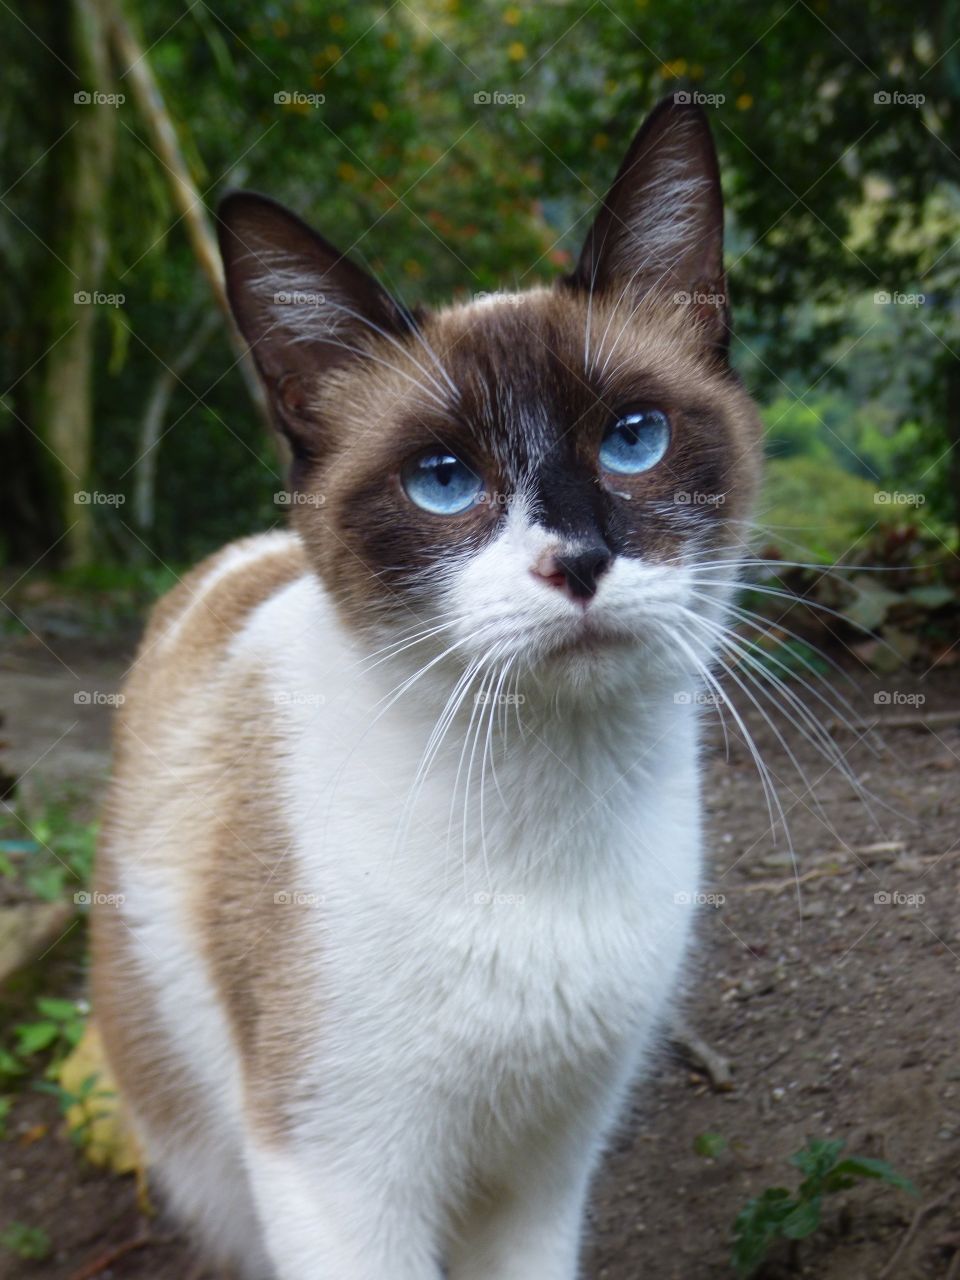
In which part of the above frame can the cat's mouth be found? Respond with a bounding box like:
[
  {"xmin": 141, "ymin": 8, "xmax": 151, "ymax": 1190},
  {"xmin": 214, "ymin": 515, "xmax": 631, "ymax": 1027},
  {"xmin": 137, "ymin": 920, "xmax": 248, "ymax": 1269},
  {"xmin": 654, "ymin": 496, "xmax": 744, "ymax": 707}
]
[{"xmin": 540, "ymin": 621, "xmax": 636, "ymax": 662}]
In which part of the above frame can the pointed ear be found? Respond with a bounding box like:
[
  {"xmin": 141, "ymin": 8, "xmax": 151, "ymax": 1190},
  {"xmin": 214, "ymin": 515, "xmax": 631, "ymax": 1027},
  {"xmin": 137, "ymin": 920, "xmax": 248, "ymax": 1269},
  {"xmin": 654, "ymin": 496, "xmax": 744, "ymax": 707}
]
[
  {"xmin": 217, "ymin": 191, "xmax": 415, "ymax": 455},
  {"xmin": 567, "ymin": 98, "xmax": 728, "ymax": 352}
]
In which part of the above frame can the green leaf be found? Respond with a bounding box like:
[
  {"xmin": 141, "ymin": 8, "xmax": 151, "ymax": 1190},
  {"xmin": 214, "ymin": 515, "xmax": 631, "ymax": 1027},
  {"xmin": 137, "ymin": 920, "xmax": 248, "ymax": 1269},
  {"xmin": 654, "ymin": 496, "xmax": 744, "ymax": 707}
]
[
  {"xmin": 14, "ymin": 1022, "xmax": 60, "ymax": 1056},
  {"xmin": 35, "ymin": 998, "xmax": 79, "ymax": 1022},
  {"xmin": 694, "ymin": 1131, "xmax": 728, "ymax": 1158},
  {"xmin": 789, "ymin": 1138, "xmax": 845, "ymax": 1182},
  {"xmin": 827, "ymin": 1157, "xmax": 918, "ymax": 1196},
  {"xmin": 782, "ymin": 1196, "xmax": 822, "ymax": 1239},
  {"xmin": 0, "ymin": 1222, "xmax": 51, "ymax": 1260}
]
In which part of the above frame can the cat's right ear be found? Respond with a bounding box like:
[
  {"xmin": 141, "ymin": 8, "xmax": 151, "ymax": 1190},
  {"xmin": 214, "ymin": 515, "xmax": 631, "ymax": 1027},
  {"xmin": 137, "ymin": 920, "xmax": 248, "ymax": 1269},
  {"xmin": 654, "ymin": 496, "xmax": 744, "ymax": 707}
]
[{"xmin": 217, "ymin": 191, "xmax": 415, "ymax": 456}]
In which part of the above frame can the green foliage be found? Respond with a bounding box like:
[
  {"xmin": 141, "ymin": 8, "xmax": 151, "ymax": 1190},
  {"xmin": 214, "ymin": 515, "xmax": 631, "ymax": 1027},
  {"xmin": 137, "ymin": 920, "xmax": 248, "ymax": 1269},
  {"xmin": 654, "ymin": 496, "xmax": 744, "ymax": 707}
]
[
  {"xmin": 0, "ymin": 1222, "xmax": 52, "ymax": 1262},
  {"xmin": 694, "ymin": 1131, "xmax": 728, "ymax": 1158},
  {"xmin": 758, "ymin": 457, "xmax": 882, "ymax": 562},
  {"xmin": 0, "ymin": 802, "xmax": 97, "ymax": 902},
  {"xmin": 3, "ymin": 0, "xmax": 958, "ymax": 563},
  {"xmin": 33, "ymin": 1071, "xmax": 113, "ymax": 1149},
  {"xmin": 732, "ymin": 1138, "xmax": 916, "ymax": 1276},
  {"xmin": 13, "ymin": 998, "xmax": 87, "ymax": 1070}
]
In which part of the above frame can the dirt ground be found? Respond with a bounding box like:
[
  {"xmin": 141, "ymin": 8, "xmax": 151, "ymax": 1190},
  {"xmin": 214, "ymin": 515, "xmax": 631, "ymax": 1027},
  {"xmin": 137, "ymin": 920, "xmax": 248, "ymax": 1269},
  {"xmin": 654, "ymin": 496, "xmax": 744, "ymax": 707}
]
[{"xmin": 1, "ymin": 616, "xmax": 958, "ymax": 1280}]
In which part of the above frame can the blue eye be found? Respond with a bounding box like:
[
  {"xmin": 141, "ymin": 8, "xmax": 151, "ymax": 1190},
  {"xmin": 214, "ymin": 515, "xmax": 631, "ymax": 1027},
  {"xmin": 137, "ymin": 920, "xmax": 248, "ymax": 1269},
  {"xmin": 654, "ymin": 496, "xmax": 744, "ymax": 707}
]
[
  {"xmin": 402, "ymin": 452, "xmax": 484, "ymax": 514},
  {"xmin": 599, "ymin": 410, "xmax": 671, "ymax": 475}
]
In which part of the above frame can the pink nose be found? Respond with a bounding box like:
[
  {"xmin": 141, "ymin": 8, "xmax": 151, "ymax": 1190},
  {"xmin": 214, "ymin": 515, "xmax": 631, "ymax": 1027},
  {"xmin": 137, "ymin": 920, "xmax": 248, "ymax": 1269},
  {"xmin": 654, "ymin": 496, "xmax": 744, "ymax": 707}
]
[{"xmin": 531, "ymin": 546, "xmax": 612, "ymax": 602}]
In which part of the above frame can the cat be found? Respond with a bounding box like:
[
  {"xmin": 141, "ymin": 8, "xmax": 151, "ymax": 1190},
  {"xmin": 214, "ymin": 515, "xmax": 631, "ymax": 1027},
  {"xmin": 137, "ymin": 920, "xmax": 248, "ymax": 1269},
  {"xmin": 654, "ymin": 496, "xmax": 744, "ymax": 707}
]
[{"xmin": 92, "ymin": 96, "xmax": 762, "ymax": 1280}]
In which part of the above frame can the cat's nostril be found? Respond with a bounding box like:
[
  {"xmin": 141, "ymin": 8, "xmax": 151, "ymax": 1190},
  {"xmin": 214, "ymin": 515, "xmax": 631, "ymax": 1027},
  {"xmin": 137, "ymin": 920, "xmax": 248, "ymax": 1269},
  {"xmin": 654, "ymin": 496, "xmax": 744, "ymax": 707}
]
[{"xmin": 533, "ymin": 546, "xmax": 612, "ymax": 602}]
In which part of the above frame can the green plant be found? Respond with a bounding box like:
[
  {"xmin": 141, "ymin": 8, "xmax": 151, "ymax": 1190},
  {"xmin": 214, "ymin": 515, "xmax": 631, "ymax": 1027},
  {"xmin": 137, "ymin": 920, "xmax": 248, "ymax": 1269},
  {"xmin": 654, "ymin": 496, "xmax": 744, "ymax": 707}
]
[
  {"xmin": 33, "ymin": 1072, "xmax": 113, "ymax": 1149},
  {"xmin": 13, "ymin": 998, "xmax": 87, "ymax": 1071},
  {"xmin": 0, "ymin": 1222, "xmax": 52, "ymax": 1261},
  {"xmin": 732, "ymin": 1138, "xmax": 916, "ymax": 1276}
]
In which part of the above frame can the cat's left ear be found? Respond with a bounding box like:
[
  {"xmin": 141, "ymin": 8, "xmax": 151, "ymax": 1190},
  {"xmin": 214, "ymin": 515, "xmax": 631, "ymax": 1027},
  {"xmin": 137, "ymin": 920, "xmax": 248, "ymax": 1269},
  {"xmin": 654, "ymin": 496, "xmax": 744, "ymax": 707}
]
[{"xmin": 567, "ymin": 97, "xmax": 728, "ymax": 354}]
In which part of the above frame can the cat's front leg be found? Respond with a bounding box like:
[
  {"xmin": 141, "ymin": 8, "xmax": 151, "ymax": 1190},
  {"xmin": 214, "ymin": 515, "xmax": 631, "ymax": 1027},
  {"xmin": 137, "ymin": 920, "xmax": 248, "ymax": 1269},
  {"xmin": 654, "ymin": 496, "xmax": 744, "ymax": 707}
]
[
  {"xmin": 244, "ymin": 1140, "xmax": 444, "ymax": 1280},
  {"xmin": 447, "ymin": 1111, "xmax": 612, "ymax": 1280}
]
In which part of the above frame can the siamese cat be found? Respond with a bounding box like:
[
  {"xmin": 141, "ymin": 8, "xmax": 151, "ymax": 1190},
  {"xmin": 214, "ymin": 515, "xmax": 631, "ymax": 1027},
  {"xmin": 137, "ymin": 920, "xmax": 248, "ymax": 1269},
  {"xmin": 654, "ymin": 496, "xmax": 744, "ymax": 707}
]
[{"xmin": 92, "ymin": 97, "xmax": 761, "ymax": 1279}]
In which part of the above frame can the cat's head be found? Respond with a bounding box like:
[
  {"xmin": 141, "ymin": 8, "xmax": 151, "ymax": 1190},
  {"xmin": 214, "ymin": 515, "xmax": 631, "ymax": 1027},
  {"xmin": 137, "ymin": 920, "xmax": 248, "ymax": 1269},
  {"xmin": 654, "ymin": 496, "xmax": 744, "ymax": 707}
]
[{"xmin": 218, "ymin": 99, "xmax": 762, "ymax": 695}]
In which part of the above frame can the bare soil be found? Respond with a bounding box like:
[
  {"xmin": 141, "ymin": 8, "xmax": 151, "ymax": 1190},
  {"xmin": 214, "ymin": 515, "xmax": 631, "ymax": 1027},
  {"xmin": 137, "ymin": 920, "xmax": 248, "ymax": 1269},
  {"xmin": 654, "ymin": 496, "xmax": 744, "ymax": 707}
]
[{"xmin": 1, "ymin": 622, "xmax": 958, "ymax": 1280}]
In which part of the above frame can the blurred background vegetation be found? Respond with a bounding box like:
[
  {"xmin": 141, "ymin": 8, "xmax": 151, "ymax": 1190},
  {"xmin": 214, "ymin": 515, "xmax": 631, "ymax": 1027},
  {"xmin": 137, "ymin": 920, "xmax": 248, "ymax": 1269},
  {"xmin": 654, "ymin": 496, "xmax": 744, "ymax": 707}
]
[{"xmin": 1, "ymin": 0, "xmax": 958, "ymax": 611}]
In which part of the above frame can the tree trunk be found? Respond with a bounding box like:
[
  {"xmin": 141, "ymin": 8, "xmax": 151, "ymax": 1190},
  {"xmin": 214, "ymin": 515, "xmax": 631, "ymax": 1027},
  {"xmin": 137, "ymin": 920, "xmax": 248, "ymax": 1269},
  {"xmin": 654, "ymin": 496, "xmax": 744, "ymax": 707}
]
[
  {"xmin": 104, "ymin": 0, "xmax": 273, "ymax": 433},
  {"xmin": 35, "ymin": 0, "xmax": 117, "ymax": 568},
  {"xmin": 946, "ymin": 356, "xmax": 960, "ymax": 551},
  {"xmin": 133, "ymin": 310, "xmax": 219, "ymax": 533}
]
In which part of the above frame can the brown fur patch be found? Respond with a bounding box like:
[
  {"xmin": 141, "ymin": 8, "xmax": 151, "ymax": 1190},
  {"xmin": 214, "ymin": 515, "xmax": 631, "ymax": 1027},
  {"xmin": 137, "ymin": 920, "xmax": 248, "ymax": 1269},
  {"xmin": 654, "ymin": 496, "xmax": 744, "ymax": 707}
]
[{"xmin": 92, "ymin": 533, "xmax": 310, "ymax": 1143}]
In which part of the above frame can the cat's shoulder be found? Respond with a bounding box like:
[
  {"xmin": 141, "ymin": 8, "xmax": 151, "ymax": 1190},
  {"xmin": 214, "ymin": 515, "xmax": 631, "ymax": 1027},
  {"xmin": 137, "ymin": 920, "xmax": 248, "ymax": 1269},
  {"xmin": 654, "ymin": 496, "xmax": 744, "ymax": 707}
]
[{"xmin": 140, "ymin": 529, "xmax": 309, "ymax": 665}]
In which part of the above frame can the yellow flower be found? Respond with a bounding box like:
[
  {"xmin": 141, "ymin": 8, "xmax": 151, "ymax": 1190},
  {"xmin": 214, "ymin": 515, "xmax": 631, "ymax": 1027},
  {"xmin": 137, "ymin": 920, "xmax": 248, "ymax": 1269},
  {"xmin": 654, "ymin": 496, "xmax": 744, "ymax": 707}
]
[
  {"xmin": 736, "ymin": 93, "xmax": 753, "ymax": 110},
  {"xmin": 272, "ymin": 18, "xmax": 290, "ymax": 38},
  {"xmin": 504, "ymin": 6, "xmax": 522, "ymax": 24},
  {"xmin": 382, "ymin": 30, "xmax": 400, "ymax": 49},
  {"xmin": 329, "ymin": 14, "xmax": 346, "ymax": 32},
  {"xmin": 372, "ymin": 101, "xmax": 389, "ymax": 121},
  {"xmin": 404, "ymin": 258, "xmax": 424, "ymax": 277},
  {"xmin": 323, "ymin": 44, "xmax": 342, "ymax": 62},
  {"xmin": 661, "ymin": 58, "xmax": 687, "ymax": 78},
  {"xmin": 337, "ymin": 162, "xmax": 358, "ymax": 182},
  {"xmin": 507, "ymin": 40, "xmax": 526, "ymax": 61}
]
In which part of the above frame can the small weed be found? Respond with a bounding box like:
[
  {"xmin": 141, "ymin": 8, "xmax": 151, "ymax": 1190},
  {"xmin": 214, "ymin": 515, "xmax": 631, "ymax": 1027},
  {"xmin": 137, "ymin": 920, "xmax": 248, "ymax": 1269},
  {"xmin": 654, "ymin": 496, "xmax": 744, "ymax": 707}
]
[
  {"xmin": 13, "ymin": 997, "xmax": 87, "ymax": 1073},
  {"xmin": 0, "ymin": 1222, "xmax": 52, "ymax": 1261},
  {"xmin": 732, "ymin": 1138, "xmax": 916, "ymax": 1276}
]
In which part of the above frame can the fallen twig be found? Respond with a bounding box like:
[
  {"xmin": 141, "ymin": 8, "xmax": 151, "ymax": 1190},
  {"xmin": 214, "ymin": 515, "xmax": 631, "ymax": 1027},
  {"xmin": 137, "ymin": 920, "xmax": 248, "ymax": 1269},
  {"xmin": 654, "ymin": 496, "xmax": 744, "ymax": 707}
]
[
  {"xmin": 68, "ymin": 1232, "xmax": 172, "ymax": 1280},
  {"xmin": 877, "ymin": 1191, "xmax": 952, "ymax": 1280},
  {"xmin": 832, "ymin": 709, "xmax": 960, "ymax": 733}
]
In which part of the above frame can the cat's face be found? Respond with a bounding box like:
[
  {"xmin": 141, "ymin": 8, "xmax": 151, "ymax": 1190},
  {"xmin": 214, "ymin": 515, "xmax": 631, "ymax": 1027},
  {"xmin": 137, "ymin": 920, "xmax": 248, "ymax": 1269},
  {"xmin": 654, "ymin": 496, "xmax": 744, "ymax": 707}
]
[{"xmin": 219, "ymin": 99, "xmax": 762, "ymax": 693}]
